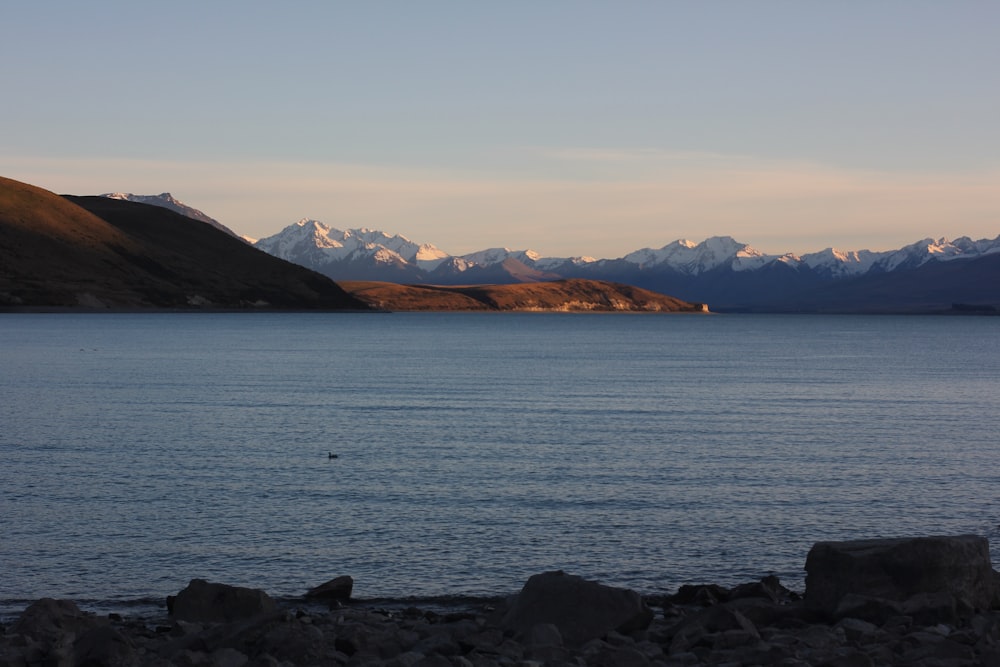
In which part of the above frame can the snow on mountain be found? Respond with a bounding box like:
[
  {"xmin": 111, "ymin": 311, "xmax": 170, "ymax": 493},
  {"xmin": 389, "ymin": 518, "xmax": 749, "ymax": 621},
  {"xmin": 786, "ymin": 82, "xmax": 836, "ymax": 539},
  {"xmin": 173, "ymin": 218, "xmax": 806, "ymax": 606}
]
[
  {"xmin": 534, "ymin": 255, "xmax": 598, "ymax": 271},
  {"xmin": 952, "ymin": 235, "xmax": 1000, "ymax": 256},
  {"xmin": 459, "ymin": 247, "xmax": 541, "ymax": 267},
  {"xmin": 105, "ymin": 191, "xmax": 191, "ymax": 210},
  {"xmin": 868, "ymin": 236, "xmax": 1000, "ymax": 272},
  {"xmin": 623, "ymin": 236, "xmax": 771, "ymax": 274},
  {"xmin": 433, "ymin": 256, "xmax": 476, "ymax": 273},
  {"xmin": 242, "ymin": 210, "xmax": 1000, "ymax": 305},
  {"xmin": 89, "ymin": 189, "xmax": 998, "ymax": 310},
  {"xmin": 785, "ymin": 235, "xmax": 1000, "ymax": 277},
  {"xmin": 101, "ymin": 192, "xmax": 241, "ymax": 239},
  {"xmin": 255, "ymin": 220, "xmax": 451, "ymax": 271},
  {"xmin": 797, "ymin": 247, "xmax": 884, "ymax": 277}
]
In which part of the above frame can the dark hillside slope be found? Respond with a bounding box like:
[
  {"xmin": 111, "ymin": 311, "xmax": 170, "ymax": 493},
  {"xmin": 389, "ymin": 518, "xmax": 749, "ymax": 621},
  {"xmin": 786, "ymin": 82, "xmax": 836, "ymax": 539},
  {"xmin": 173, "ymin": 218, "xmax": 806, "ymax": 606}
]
[{"xmin": 0, "ymin": 176, "xmax": 369, "ymax": 310}]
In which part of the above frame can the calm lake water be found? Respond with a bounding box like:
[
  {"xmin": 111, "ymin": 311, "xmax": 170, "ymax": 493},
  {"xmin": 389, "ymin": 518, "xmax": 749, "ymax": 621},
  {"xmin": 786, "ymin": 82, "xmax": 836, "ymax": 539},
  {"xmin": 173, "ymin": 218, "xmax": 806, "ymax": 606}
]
[{"xmin": 1, "ymin": 312, "xmax": 998, "ymax": 618}]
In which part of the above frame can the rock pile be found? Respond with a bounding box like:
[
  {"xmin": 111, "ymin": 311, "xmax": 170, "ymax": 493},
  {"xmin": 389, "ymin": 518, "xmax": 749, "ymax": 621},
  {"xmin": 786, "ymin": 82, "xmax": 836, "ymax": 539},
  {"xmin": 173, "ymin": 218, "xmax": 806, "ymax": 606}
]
[{"xmin": 1, "ymin": 535, "xmax": 999, "ymax": 666}]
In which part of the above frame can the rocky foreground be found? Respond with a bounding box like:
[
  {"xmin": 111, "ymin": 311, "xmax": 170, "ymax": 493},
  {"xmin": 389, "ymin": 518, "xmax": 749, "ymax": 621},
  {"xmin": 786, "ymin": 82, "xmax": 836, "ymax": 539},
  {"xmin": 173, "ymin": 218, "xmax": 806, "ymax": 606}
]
[{"xmin": 3, "ymin": 536, "xmax": 1000, "ymax": 666}]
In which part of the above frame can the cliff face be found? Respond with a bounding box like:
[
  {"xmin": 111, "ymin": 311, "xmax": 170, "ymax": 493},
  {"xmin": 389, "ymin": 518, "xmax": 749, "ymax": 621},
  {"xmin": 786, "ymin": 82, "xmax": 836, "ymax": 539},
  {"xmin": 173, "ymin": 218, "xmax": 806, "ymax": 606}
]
[
  {"xmin": 339, "ymin": 279, "xmax": 708, "ymax": 312},
  {"xmin": 0, "ymin": 177, "xmax": 370, "ymax": 310}
]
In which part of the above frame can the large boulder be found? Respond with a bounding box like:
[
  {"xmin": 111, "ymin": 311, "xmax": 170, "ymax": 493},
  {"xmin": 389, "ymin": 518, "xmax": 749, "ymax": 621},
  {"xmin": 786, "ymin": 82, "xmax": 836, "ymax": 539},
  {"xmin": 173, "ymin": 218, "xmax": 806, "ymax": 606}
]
[
  {"xmin": 169, "ymin": 578, "xmax": 277, "ymax": 622},
  {"xmin": 499, "ymin": 570, "xmax": 653, "ymax": 646},
  {"xmin": 804, "ymin": 535, "xmax": 998, "ymax": 617},
  {"xmin": 6, "ymin": 598, "xmax": 136, "ymax": 667},
  {"xmin": 305, "ymin": 575, "xmax": 353, "ymax": 603},
  {"xmin": 9, "ymin": 598, "xmax": 102, "ymax": 642}
]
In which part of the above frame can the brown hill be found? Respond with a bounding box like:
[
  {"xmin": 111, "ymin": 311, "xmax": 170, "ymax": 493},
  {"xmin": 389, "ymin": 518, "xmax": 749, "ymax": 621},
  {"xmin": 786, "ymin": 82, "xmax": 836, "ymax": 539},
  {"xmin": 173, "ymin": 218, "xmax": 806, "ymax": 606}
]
[
  {"xmin": 0, "ymin": 176, "xmax": 370, "ymax": 310},
  {"xmin": 340, "ymin": 279, "xmax": 709, "ymax": 312}
]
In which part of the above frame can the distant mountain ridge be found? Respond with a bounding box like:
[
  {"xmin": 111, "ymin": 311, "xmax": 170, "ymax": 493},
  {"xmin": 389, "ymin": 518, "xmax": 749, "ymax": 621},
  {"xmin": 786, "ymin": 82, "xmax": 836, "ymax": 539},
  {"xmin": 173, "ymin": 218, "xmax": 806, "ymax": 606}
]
[
  {"xmin": 253, "ymin": 218, "xmax": 1000, "ymax": 312},
  {"xmin": 87, "ymin": 192, "xmax": 1000, "ymax": 312}
]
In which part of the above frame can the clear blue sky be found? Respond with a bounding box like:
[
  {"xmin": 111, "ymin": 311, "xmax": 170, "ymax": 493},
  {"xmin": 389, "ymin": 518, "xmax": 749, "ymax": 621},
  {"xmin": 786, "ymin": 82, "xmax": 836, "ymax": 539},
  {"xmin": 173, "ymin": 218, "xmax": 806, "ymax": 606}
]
[{"xmin": 2, "ymin": 1, "xmax": 997, "ymax": 257}]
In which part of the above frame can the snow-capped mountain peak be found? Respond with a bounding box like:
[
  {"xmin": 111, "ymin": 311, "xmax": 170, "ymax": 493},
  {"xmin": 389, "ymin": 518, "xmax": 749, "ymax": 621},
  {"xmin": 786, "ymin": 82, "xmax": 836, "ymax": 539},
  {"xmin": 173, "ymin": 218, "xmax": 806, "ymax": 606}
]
[
  {"xmin": 254, "ymin": 221, "xmax": 453, "ymax": 273},
  {"xmin": 244, "ymin": 213, "xmax": 1000, "ymax": 306},
  {"xmin": 875, "ymin": 237, "xmax": 976, "ymax": 272},
  {"xmin": 101, "ymin": 191, "xmax": 242, "ymax": 239},
  {"xmin": 459, "ymin": 247, "xmax": 541, "ymax": 267},
  {"xmin": 623, "ymin": 235, "xmax": 770, "ymax": 274},
  {"xmin": 797, "ymin": 247, "xmax": 882, "ymax": 277}
]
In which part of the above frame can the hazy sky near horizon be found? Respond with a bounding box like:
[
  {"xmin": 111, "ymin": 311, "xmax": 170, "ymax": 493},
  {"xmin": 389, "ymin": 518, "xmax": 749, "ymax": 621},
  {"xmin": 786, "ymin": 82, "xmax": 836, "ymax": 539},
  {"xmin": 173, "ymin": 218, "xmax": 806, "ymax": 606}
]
[{"xmin": 2, "ymin": 1, "xmax": 998, "ymax": 257}]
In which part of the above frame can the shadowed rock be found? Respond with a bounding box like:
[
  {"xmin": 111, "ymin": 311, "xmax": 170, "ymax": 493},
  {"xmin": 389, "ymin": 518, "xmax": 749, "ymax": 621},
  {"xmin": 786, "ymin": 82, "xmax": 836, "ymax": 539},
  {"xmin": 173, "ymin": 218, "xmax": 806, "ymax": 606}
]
[
  {"xmin": 804, "ymin": 535, "xmax": 998, "ymax": 618},
  {"xmin": 10, "ymin": 598, "xmax": 95, "ymax": 640},
  {"xmin": 305, "ymin": 575, "xmax": 354, "ymax": 603},
  {"xmin": 169, "ymin": 579, "xmax": 276, "ymax": 623},
  {"xmin": 6, "ymin": 598, "xmax": 133, "ymax": 667},
  {"xmin": 499, "ymin": 570, "xmax": 653, "ymax": 646}
]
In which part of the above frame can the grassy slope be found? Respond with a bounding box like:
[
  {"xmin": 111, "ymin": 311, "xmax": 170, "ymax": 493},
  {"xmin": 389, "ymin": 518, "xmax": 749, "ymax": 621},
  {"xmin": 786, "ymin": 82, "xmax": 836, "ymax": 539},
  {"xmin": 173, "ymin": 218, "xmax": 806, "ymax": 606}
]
[
  {"xmin": 340, "ymin": 279, "xmax": 708, "ymax": 312},
  {"xmin": 0, "ymin": 176, "xmax": 369, "ymax": 310}
]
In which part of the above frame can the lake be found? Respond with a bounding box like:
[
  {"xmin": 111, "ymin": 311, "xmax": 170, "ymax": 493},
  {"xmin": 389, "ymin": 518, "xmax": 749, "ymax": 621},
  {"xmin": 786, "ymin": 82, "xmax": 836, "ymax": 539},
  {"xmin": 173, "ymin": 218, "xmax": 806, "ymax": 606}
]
[{"xmin": 1, "ymin": 312, "xmax": 998, "ymax": 619}]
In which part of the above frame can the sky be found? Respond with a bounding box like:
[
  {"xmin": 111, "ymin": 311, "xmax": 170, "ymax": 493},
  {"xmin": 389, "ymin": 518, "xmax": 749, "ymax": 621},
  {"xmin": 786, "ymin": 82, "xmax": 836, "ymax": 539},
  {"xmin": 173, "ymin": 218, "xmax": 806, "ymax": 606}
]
[{"xmin": 2, "ymin": 1, "xmax": 998, "ymax": 258}]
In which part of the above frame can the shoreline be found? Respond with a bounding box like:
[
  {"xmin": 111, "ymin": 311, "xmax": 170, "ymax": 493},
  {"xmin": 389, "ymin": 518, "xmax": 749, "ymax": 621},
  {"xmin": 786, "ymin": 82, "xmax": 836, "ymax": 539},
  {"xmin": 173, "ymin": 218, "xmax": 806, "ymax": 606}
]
[
  {"xmin": 3, "ymin": 561, "xmax": 999, "ymax": 667},
  {"xmin": 0, "ymin": 593, "xmax": 515, "ymax": 626},
  {"xmin": 4, "ymin": 534, "xmax": 1000, "ymax": 666}
]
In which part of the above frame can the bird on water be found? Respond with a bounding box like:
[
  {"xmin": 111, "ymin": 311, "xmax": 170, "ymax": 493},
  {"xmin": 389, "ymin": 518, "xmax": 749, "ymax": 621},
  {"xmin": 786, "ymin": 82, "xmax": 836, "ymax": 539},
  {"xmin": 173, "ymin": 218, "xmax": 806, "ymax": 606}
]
[{"xmin": 328, "ymin": 452, "xmax": 338, "ymax": 460}]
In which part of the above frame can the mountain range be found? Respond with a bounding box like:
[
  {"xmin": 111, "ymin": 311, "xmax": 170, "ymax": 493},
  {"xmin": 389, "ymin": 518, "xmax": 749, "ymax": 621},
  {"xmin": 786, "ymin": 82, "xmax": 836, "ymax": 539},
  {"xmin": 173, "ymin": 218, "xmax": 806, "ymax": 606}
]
[
  {"xmin": 251, "ymin": 218, "xmax": 1000, "ymax": 313},
  {"xmin": 1, "ymin": 179, "xmax": 704, "ymax": 313},
  {"xmin": 90, "ymin": 192, "xmax": 1000, "ymax": 312}
]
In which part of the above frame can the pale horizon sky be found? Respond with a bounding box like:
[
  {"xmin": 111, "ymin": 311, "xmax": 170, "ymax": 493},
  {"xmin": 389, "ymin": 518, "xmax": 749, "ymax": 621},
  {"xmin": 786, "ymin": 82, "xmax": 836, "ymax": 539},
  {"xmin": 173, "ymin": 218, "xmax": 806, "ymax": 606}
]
[{"xmin": 2, "ymin": 1, "xmax": 998, "ymax": 258}]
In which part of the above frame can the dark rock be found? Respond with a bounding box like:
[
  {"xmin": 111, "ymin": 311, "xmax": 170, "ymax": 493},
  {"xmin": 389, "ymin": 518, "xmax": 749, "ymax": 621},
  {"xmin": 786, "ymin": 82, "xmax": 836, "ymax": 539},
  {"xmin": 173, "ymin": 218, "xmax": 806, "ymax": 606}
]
[
  {"xmin": 304, "ymin": 575, "xmax": 354, "ymax": 603},
  {"xmin": 412, "ymin": 631, "xmax": 460, "ymax": 657},
  {"xmin": 901, "ymin": 590, "xmax": 967, "ymax": 626},
  {"xmin": 522, "ymin": 622, "xmax": 563, "ymax": 648},
  {"xmin": 832, "ymin": 593, "xmax": 903, "ymax": 625},
  {"xmin": 817, "ymin": 650, "xmax": 875, "ymax": 667},
  {"xmin": 696, "ymin": 604, "xmax": 760, "ymax": 638},
  {"xmin": 724, "ymin": 597, "xmax": 798, "ymax": 628},
  {"xmin": 711, "ymin": 627, "xmax": 760, "ymax": 650},
  {"xmin": 834, "ymin": 617, "xmax": 880, "ymax": 643},
  {"xmin": 5, "ymin": 599, "xmax": 121, "ymax": 667},
  {"xmin": 898, "ymin": 630, "xmax": 977, "ymax": 665},
  {"xmin": 499, "ymin": 570, "xmax": 653, "ymax": 646},
  {"xmin": 73, "ymin": 625, "xmax": 137, "ymax": 667},
  {"xmin": 207, "ymin": 647, "xmax": 249, "ymax": 667},
  {"xmin": 258, "ymin": 622, "xmax": 327, "ymax": 664},
  {"xmin": 333, "ymin": 635, "xmax": 357, "ymax": 656},
  {"xmin": 10, "ymin": 598, "xmax": 102, "ymax": 642},
  {"xmin": 170, "ymin": 579, "xmax": 277, "ymax": 623},
  {"xmin": 729, "ymin": 574, "xmax": 793, "ymax": 603},
  {"xmin": 668, "ymin": 604, "xmax": 760, "ymax": 654},
  {"xmin": 804, "ymin": 535, "xmax": 998, "ymax": 617},
  {"xmin": 669, "ymin": 583, "xmax": 731, "ymax": 606},
  {"xmin": 410, "ymin": 655, "xmax": 453, "ymax": 667},
  {"xmin": 582, "ymin": 641, "xmax": 651, "ymax": 666}
]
